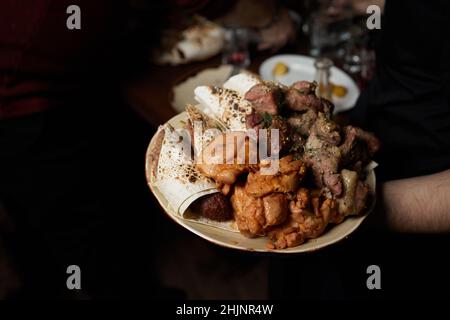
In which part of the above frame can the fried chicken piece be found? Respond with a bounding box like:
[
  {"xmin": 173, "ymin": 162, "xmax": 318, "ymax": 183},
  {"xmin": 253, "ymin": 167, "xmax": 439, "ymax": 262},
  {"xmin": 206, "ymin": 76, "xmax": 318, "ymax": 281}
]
[
  {"xmin": 263, "ymin": 193, "xmax": 289, "ymax": 227},
  {"xmin": 267, "ymin": 223, "xmax": 305, "ymax": 250},
  {"xmin": 198, "ymin": 163, "xmax": 249, "ymax": 186},
  {"xmin": 231, "ymin": 183, "xmax": 288, "ymax": 237},
  {"xmin": 267, "ymin": 188, "xmax": 338, "ymax": 249},
  {"xmin": 196, "ymin": 131, "xmax": 258, "ymax": 186},
  {"xmin": 289, "ymin": 189, "xmax": 332, "ymax": 239},
  {"xmin": 245, "ymin": 155, "xmax": 306, "ymax": 197}
]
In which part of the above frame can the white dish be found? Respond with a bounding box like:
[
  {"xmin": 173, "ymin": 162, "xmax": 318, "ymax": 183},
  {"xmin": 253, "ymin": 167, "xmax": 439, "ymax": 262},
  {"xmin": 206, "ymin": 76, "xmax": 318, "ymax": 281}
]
[
  {"xmin": 146, "ymin": 112, "xmax": 376, "ymax": 254},
  {"xmin": 171, "ymin": 65, "xmax": 233, "ymax": 113},
  {"xmin": 259, "ymin": 54, "xmax": 360, "ymax": 113}
]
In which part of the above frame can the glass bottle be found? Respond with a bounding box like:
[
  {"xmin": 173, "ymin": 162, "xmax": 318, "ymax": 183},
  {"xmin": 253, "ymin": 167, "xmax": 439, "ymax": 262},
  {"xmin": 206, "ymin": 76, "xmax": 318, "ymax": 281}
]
[{"xmin": 314, "ymin": 57, "xmax": 333, "ymax": 100}]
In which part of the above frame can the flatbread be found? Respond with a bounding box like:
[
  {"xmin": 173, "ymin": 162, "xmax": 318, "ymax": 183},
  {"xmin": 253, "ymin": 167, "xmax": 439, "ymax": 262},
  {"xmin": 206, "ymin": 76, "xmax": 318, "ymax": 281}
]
[
  {"xmin": 153, "ymin": 17, "xmax": 225, "ymax": 65},
  {"xmin": 152, "ymin": 124, "xmax": 218, "ymax": 215}
]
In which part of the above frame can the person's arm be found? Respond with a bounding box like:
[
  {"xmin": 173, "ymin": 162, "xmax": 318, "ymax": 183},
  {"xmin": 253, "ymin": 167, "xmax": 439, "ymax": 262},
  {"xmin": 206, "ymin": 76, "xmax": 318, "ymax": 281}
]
[{"xmin": 380, "ymin": 169, "xmax": 450, "ymax": 232}]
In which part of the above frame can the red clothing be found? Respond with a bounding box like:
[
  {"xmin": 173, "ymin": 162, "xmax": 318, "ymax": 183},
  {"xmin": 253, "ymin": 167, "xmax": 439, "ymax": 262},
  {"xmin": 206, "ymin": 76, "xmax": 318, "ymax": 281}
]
[{"xmin": 0, "ymin": 0, "xmax": 122, "ymax": 119}]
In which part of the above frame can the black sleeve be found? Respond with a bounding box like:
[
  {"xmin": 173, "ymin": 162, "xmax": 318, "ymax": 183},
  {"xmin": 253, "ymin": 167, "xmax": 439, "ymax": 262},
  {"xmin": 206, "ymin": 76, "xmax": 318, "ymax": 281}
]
[{"xmin": 351, "ymin": 0, "xmax": 450, "ymax": 181}]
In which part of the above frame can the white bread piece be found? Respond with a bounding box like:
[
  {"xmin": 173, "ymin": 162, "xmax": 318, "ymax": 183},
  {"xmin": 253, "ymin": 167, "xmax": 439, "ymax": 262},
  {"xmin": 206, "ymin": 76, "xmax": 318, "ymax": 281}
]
[
  {"xmin": 156, "ymin": 19, "xmax": 224, "ymax": 65},
  {"xmin": 154, "ymin": 124, "xmax": 218, "ymax": 215},
  {"xmin": 223, "ymin": 72, "xmax": 262, "ymax": 97},
  {"xmin": 194, "ymin": 86, "xmax": 252, "ymax": 131}
]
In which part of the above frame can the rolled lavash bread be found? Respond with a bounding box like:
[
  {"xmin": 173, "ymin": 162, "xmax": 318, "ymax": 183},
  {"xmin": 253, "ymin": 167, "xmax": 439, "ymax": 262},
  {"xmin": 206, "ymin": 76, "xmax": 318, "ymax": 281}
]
[
  {"xmin": 222, "ymin": 72, "xmax": 263, "ymax": 96},
  {"xmin": 223, "ymin": 71, "xmax": 288, "ymax": 97},
  {"xmin": 186, "ymin": 104, "xmax": 224, "ymax": 157},
  {"xmin": 194, "ymin": 86, "xmax": 253, "ymax": 131},
  {"xmin": 151, "ymin": 123, "xmax": 219, "ymax": 216}
]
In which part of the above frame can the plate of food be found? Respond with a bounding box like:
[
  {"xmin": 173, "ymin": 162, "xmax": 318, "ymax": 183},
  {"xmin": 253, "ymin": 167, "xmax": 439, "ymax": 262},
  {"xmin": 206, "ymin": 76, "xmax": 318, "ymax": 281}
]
[
  {"xmin": 146, "ymin": 72, "xmax": 379, "ymax": 253},
  {"xmin": 259, "ymin": 54, "xmax": 359, "ymax": 113}
]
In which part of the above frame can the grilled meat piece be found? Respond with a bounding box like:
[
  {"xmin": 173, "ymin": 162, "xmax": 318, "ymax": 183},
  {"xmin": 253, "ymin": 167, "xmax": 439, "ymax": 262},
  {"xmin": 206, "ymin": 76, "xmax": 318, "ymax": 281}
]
[
  {"xmin": 245, "ymin": 111, "xmax": 263, "ymax": 129},
  {"xmin": 339, "ymin": 125, "xmax": 380, "ymax": 169},
  {"xmin": 248, "ymin": 113, "xmax": 293, "ymax": 154},
  {"xmin": 303, "ymin": 133, "xmax": 343, "ymax": 196},
  {"xmin": 287, "ymin": 109, "xmax": 317, "ymax": 136},
  {"xmin": 292, "ymin": 80, "xmax": 316, "ymax": 94},
  {"xmin": 262, "ymin": 115, "xmax": 292, "ymax": 154},
  {"xmin": 285, "ymin": 81, "xmax": 323, "ymax": 112},
  {"xmin": 312, "ymin": 112, "xmax": 341, "ymax": 146},
  {"xmin": 354, "ymin": 180, "xmax": 370, "ymax": 214},
  {"xmin": 319, "ymin": 97, "xmax": 334, "ymax": 118},
  {"xmin": 245, "ymin": 82, "xmax": 282, "ymax": 115}
]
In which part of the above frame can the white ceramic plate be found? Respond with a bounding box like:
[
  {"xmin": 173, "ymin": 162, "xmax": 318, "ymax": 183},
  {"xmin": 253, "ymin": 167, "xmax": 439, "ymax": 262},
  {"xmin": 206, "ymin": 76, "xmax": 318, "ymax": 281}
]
[
  {"xmin": 171, "ymin": 65, "xmax": 233, "ymax": 113},
  {"xmin": 146, "ymin": 112, "xmax": 376, "ymax": 254},
  {"xmin": 259, "ymin": 54, "xmax": 360, "ymax": 113}
]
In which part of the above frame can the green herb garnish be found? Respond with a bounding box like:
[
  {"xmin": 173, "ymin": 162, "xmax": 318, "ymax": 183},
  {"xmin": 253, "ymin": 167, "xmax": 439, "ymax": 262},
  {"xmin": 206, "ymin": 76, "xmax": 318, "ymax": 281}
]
[{"xmin": 262, "ymin": 112, "xmax": 273, "ymax": 128}]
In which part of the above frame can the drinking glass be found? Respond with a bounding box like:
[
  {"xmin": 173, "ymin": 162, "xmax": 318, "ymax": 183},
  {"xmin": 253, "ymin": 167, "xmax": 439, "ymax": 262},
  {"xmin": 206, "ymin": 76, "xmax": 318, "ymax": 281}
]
[{"xmin": 222, "ymin": 28, "xmax": 250, "ymax": 72}]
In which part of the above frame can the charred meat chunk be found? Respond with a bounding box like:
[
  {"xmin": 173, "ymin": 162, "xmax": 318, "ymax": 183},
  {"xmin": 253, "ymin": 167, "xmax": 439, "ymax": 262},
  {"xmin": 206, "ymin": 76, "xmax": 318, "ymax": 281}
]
[
  {"xmin": 245, "ymin": 111, "xmax": 263, "ymax": 129},
  {"xmin": 339, "ymin": 125, "xmax": 380, "ymax": 168},
  {"xmin": 285, "ymin": 81, "xmax": 323, "ymax": 112},
  {"xmin": 245, "ymin": 82, "xmax": 282, "ymax": 115},
  {"xmin": 312, "ymin": 112, "xmax": 341, "ymax": 146},
  {"xmin": 287, "ymin": 109, "xmax": 317, "ymax": 137},
  {"xmin": 303, "ymin": 133, "xmax": 342, "ymax": 196}
]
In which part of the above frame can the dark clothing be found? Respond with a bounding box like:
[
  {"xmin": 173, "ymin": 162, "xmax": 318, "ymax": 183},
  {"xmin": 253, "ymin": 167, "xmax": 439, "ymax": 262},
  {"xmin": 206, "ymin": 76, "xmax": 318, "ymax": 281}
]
[
  {"xmin": 0, "ymin": 0, "xmax": 162, "ymax": 298},
  {"xmin": 0, "ymin": 92, "xmax": 161, "ymax": 299},
  {"xmin": 0, "ymin": 0, "xmax": 125, "ymax": 119},
  {"xmin": 351, "ymin": 0, "xmax": 450, "ymax": 181},
  {"xmin": 272, "ymin": 0, "xmax": 450, "ymax": 300}
]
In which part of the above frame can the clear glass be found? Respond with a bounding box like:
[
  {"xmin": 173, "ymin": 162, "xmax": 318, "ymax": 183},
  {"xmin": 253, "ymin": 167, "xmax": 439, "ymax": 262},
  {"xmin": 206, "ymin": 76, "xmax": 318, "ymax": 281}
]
[
  {"xmin": 309, "ymin": 13, "xmax": 328, "ymax": 57},
  {"xmin": 221, "ymin": 28, "xmax": 250, "ymax": 69},
  {"xmin": 314, "ymin": 57, "xmax": 333, "ymax": 100},
  {"xmin": 307, "ymin": 1, "xmax": 354, "ymax": 59}
]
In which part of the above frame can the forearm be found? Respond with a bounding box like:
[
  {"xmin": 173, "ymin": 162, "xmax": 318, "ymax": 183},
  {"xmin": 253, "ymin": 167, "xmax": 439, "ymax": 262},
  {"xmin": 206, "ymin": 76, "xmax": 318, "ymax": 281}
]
[{"xmin": 380, "ymin": 169, "xmax": 450, "ymax": 232}]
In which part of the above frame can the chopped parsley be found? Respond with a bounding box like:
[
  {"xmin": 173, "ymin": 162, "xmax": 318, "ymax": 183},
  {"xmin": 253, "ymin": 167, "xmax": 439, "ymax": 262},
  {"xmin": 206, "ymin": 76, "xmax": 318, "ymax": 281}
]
[{"xmin": 262, "ymin": 113, "xmax": 273, "ymax": 128}]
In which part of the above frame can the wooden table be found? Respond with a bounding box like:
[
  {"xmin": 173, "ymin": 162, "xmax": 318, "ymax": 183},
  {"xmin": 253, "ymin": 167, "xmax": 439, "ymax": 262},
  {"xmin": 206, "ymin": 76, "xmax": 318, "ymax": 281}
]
[
  {"xmin": 123, "ymin": 53, "xmax": 273, "ymax": 128},
  {"xmin": 122, "ymin": 40, "xmax": 356, "ymax": 128}
]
